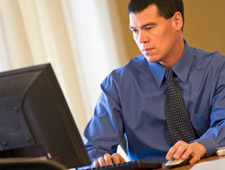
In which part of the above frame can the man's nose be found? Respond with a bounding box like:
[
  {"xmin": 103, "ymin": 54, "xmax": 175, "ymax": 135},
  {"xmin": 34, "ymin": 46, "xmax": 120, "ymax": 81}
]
[{"xmin": 138, "ymin": 30, "xmax": 149, "ymax": 43}]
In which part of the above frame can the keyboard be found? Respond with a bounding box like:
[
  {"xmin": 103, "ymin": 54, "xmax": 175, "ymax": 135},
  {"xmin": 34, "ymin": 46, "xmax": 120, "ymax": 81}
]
[{"xmin": 83, "ymin": 160, "xmax": 162, "ymax": 170}]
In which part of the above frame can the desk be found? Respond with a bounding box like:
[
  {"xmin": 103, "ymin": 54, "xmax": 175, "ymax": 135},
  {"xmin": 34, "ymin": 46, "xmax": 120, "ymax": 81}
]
[{"xmin": 157, "ymin": 155, "xmax": 225, "ymax": 170}]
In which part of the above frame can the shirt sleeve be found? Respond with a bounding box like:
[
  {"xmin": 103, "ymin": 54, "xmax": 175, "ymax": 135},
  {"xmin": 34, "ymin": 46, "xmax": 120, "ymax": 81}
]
[
  {"xmin": 194, "ymin": 63, "xmax": 225, "ymax": 157},
  {"xmin": 83, "ymin": 74, "xmax": 124, "ymax": 162}
]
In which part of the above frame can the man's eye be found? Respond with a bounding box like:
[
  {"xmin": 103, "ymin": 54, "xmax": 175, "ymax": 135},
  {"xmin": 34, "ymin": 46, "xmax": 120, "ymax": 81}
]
[
  {"xmin": 131, "ymin": 29, "xmax": 138, "ymax": 33},
  {"xmin": 146, "ymin": 27, "xmax": 152, "ymax": 31}
]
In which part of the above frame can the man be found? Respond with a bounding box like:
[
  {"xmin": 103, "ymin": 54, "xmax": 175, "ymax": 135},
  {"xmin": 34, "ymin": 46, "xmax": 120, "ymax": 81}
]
[{"xmin": 83, "ymin": 0, "xmax": 225, "ymax": 167}]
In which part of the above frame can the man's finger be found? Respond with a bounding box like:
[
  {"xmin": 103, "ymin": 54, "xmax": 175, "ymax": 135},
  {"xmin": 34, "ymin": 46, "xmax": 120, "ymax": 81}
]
[
  {"xmin": 104, "ymin": 153, "xmax": 113, "ymax": 166},
  {"xmin": 173, "ymin": 144, "xmax": 187, "ymax": 159},
  {"xmin": 111, "ymin": 153, "xmax": 125, "ymax": 164},
  {"xmin": 166, "ymin": 144, "xmax": 179, "ymax": 160},
  {"xmin": 166, "ymin": 141, "xmax": 187, "ymax": 160},
  {"xmin": 111, "ymin": 153, "xmax": 121, "ymax": 164},
  {"xmin": 98, "ymin": 156, "xmax": 106, "ymax": 167},
  {"xmin": 93, "ymin": 160, "xmax": 100, "ymax": 167},
  {"xmin": 120, "ymin": 155, "xmax": 126, "ymax": 163},
  {"xmin": 189, "ymin": 155, "xmax": 199, "ymax": 165},
  {"xmin": 181, "ymin": 147, "xmax": 192, "ymax": 160}
]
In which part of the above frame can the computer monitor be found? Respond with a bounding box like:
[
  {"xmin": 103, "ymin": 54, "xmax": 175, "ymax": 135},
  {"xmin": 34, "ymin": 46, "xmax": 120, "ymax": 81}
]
[{"xmin": 0, "ymin": 63, "xmax": 91, "ymax": 169}]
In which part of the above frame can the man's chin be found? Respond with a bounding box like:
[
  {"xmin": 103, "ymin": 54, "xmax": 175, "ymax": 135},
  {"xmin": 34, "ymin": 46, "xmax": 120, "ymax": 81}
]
[{"xmin": 145, "ymin": 56, "xmax": 157, "ymax": 63}]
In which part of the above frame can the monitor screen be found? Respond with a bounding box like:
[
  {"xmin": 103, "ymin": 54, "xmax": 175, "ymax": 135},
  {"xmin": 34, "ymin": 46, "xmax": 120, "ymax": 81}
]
[{"xmin": 0, "ymin": 63, "xmax": 91, "ymax": 169}]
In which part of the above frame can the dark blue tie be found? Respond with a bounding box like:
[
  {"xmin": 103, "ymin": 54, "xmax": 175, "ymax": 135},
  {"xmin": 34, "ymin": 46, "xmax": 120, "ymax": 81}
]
[{"xmin": 165, "ymin": 68, "xmax": 196, "ymax": 145}]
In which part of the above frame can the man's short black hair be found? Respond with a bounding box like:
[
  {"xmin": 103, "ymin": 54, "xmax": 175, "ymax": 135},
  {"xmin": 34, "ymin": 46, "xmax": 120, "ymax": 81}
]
[{"xmin": 128, "ymin": 0, "xmax": 184, "ymax": 29}]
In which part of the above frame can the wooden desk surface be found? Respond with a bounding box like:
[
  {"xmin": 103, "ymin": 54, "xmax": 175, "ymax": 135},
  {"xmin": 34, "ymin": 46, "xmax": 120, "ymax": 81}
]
[{"xmin": 157, "ymin": 155, "xmax": 225, "ymax": 170}]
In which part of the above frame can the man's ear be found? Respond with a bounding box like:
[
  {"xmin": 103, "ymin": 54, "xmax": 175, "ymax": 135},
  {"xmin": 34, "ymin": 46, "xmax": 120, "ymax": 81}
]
[{"xmin": 172, "ymin": 12, "xmax": 183, "ymax": 31}]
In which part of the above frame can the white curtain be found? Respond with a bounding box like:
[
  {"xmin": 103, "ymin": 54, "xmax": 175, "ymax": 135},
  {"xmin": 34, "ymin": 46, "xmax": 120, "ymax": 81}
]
[{"xmin": 0, "ymin": 0, "xmax": 124, "ymax": 134}]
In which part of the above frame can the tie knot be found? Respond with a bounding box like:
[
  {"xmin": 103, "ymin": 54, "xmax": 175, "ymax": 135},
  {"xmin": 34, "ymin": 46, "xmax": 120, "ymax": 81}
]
[{"xmin": 165, "ymin": 68, "xmax": 173, "ymax": 82}]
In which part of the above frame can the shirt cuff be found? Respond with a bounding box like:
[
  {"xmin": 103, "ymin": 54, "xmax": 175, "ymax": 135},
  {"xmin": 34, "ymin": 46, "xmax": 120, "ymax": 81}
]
[
  {"xmin": 194, "ymin": 138, "xmax": 218, "ymax": 157},
  {"xmin": 87, "ymin": 149, "xmax": 108, "ymax": 162}
]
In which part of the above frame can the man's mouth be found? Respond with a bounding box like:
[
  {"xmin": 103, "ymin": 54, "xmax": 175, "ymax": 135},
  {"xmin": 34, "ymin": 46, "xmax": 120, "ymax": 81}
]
[
  {"xmin": 141, "ymin": 48, "xmax": 155, "ymax": 53},
  {"xmin": 142, "ymin": 48, "xmax": 155, "ymax": 52}
]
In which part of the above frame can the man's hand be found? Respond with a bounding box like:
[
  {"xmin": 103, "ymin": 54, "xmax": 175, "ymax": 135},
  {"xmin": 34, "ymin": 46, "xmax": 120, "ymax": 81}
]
[
  {"xmin": 93, "ymin": 153, "xmax": 126, "ymax": 167},
  {"xmin": 166, "ymin": 141, "xmax": 206, "ymax": 164}
]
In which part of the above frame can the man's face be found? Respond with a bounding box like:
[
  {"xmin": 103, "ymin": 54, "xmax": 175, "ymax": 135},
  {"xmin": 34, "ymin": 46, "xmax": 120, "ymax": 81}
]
[{"xmin": 129, "ymin": 4, "xmax": 182, "ymax": 66}]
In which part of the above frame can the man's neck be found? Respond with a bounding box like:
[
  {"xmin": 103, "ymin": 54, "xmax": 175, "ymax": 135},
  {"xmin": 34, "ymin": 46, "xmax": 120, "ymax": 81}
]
[{"xmin": 159, "ymin": 37, "xmax": 185, "ymax": 68}]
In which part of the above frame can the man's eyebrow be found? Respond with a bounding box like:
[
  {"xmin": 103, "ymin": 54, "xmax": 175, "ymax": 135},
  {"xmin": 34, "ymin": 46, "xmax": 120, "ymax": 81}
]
[
  {"xmin": 129, "ymin": 26, "xmax": 136, "ymax": 30},
  {"xmin": 129, "ymin": 22, "xmax": 157, "ymax": 30},
  {"xmin": 142, "ymin": 22, "xmax": 157, "ymax": 28}
]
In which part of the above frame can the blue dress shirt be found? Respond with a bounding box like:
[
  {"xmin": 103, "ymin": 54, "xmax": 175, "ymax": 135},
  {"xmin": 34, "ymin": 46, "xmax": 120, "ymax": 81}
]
[{"xmin": 83, "ymin": 41, "xmax": 225, "ymax": 163}]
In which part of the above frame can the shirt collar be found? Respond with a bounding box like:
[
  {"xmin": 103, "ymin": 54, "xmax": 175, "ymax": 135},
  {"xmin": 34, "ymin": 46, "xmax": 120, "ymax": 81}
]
[{"xmin": 148, "ymin": 40, "xmax": 193, "ymax": 88}]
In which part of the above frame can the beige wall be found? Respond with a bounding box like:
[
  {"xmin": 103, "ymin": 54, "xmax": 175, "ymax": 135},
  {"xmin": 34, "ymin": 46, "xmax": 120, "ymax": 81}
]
[
  {"xmin": 183, "ymin": 0, "xmax": 225, "ymax": 54},
  {"xmin": 108, "ymin": 0, "xmax": 139, "ymax": 65},
  {"xmin": 108, "ymin": 0, "xmax": 225, "ymax": 65}
]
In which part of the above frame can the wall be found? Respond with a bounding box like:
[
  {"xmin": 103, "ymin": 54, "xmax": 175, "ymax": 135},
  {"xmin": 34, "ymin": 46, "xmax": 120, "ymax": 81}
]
[{"xmin": 183, "ymin": 0, "xmax": 225, "ymax": 54}]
